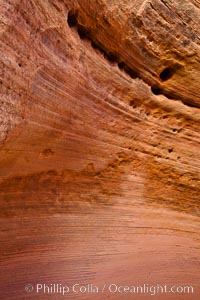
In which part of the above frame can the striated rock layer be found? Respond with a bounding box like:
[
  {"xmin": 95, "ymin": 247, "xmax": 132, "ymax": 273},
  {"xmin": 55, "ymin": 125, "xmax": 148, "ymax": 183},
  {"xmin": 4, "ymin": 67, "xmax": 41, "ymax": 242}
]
[{"xmin": 0, "ymin": 0, "xmax": 200, "ymax": 299}]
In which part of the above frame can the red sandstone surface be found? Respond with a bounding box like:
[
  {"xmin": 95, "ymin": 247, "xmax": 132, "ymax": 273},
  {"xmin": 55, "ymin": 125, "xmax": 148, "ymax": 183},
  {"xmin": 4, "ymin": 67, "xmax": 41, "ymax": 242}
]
[{"xmin": 0, "ymin": 0, "xmax": 200, "ymax": 299}]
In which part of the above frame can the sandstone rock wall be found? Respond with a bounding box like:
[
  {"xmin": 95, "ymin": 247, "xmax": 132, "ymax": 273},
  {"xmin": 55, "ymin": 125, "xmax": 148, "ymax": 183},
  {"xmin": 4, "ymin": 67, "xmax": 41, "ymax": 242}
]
[{"xmin": 0, "ymin": 0, "xmax": 199, "ymax": 299}]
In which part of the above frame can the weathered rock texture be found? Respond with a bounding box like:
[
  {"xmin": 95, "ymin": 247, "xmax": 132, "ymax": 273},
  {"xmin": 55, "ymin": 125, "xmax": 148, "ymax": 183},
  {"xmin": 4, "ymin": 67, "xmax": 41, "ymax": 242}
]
[{"xmin": 0, "ymin": 0, "xmax": 200, "ymax": 299}]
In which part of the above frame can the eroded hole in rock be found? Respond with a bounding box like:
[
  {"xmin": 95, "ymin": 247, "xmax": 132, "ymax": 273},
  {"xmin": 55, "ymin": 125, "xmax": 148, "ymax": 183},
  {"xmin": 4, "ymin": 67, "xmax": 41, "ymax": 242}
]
[
  {"xmin": 160, "ymin": 67, "xmax": 176, "ymax": 81},
  {"xmin": 118, "ymin": 62, "xmax": 125, "ymax": 69},
  {"xmin": 77, "ymin": 26, "xmax": 89, "ymax": 39},
  {"xmin": 123, "ymin": 65, "xmax": 138, "ymax": 79},
  {"xmin": 91, "ymin": 41, "xmax": 101, "ymax": 51},
  {"xmin": 168, "ymin": 148, "xmax": 173, "ymax": 153},
  {"xmin": 67, "ymin": 10, "xmax": 78, "ymax": 27},
  {"xmin": 129, "ymin": 100, "xmax": 137, "ymax": 108},
  {"xmin": 151, "ymin": 87, "xmax": 162, "ymax": 95},
  {"xmin": 104, "ymin": 52, "xmax": 118, "ymax": 63},
  {"xmin": 159, "ymin": 64, "xmax": 182, "ymax": 82}
]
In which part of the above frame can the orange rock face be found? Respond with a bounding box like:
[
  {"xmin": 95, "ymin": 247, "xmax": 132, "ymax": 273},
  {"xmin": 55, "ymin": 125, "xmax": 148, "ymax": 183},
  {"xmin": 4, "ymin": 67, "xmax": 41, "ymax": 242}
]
[{"xmin": 0, "ymin": 0, "xmax": 199, "ymax": 299}]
